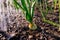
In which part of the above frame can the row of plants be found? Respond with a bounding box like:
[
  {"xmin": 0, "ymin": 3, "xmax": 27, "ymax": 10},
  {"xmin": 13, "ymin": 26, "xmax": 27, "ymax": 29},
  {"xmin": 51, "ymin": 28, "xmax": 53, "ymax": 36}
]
[{"xmin": 13, "ymin": 0, "xmax": 60, "ymax": 30}]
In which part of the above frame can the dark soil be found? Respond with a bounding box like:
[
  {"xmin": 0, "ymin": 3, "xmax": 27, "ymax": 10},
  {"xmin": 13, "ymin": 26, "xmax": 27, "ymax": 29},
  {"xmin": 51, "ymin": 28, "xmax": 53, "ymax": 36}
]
[
  {"xmin": 0, "ymin": 7, "xmax": 60, "ymax": 40},
  {"xmin": 0, "ymin": 1, "xmax": 60, "ymax": 40},
  {"xmin": 9, "ymin": 26, "xmax": 60, "ymax": 40}
]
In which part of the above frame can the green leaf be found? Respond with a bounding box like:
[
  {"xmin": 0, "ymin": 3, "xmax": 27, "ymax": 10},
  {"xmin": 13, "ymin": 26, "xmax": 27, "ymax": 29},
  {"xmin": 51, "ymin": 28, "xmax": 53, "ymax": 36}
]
[
  {"xmin": 31, "ymin": 1, "xmax": 35, "ymax": 17},
  {"xmin": 26, "ymin": 12, "xmax": 32, "ymax": 23},
  {"xmin": 21, "ymin": 0, "xmax": 28, "ymax": 11},
  {"xmin": 27, "ymin": 0, "xmax": 30, "ymax": 5},
  {"xmin": 13, "ymin": 0, "xmax": 19, "ymax": 9},
  {"xmin": 26, "ymin": 0, "xmax": 31, "ymax": 13},
  {"xmin": 13, "ymin": 0, "xmax": 24, "ymax": 10}
]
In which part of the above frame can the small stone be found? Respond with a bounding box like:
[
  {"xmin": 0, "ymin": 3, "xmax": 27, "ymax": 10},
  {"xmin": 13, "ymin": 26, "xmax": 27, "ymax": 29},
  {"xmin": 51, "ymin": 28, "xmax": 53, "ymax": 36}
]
[
  {"xmin": 2, "ymin": 37, "xmax": 6, "ymax": 40},
  {"xmin": 36, "ymin": 33, "xmax": 40, "ymax": 37},
  {"xmin": 29, "ymin": 35, "xmax": 33, "ymax": 39},
  {"xmin": 22, "ymin": 31, "xmax": 26, "ymax": 34},
  {"xmin": 58, "ymin": 27, "xmax": 60, "ymax": 31},
  {"xmin": 40, "ymin": 36, "xmax": 43, "ymax": 39},
  {"xmin": 0, "ymin": 34, "xmax": 2, "ymax": 38}
]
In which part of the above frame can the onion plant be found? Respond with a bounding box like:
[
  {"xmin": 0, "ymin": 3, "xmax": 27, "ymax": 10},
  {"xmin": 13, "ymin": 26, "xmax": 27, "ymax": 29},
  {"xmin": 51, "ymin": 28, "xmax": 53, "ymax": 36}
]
[
  {"xmin": 38, "ymin": 0, "xmax": 60, "ymax": 30},
  {"xmin": 13, "ymin": 0, "xmax": 37, "ymax": 30}
]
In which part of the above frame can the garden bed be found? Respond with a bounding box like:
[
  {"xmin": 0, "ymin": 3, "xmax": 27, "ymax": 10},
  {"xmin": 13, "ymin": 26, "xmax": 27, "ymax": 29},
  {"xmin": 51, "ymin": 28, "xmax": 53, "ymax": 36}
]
[
  {"xmin": 0, "ymin": 0, "xmax": 60, "ymax": 40},
  {"xmin": 0, "ymin": 7, "xmax": 60, "ymax": 40}
]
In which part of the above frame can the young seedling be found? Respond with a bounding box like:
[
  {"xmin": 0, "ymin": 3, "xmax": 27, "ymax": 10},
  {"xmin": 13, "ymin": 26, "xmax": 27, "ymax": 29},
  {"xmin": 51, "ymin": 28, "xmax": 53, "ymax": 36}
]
[
  {"xmin": 13, "ymin": 0, "xmax": 37, "ymax": 30},
  {"xmin": 38, "ymin": 0, "xmax": 60, "ymax": 29}
]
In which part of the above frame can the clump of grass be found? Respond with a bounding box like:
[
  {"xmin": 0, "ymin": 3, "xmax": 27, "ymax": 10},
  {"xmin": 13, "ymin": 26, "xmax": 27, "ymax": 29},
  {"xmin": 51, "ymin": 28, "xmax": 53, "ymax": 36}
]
[{"xmin": 13, "ymin": 0, "xmax": 37, "ymax": 30}]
